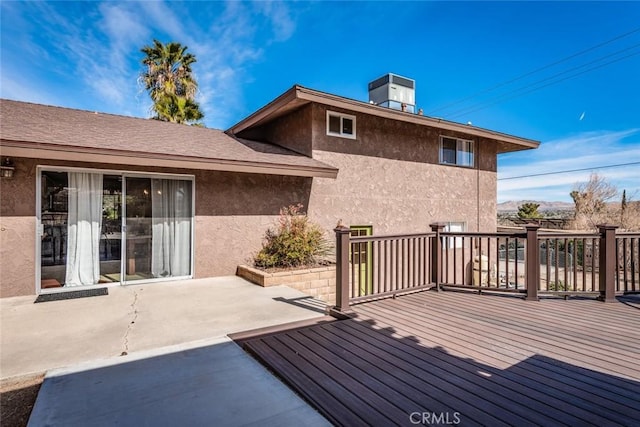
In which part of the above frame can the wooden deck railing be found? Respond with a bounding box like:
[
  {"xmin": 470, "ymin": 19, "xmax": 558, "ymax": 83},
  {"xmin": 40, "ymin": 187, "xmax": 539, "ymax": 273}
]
[
  {"xmin": 536, "ymin": 231, "xmax": 601, "ymax": 297},
  {"xmin": 438, "ymin": 229, "xmax": 528, "ymax": 293},
  {"xmin": 616, "ymin": 232, "xmax": 640, "ymax": 293},
  {"xmin": 335, "ymin": 227, "xmax": 435, "ymax": 305},
  {"xmin": 334, "ymin": 223, "xmax": 639, "ymax": 311}
]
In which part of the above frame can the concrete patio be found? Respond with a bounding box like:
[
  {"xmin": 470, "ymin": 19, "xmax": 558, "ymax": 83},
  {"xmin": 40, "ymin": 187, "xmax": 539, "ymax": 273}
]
[
  {"xmin": 1, "ymin": 276, "xmax": 327, "ymax": 381},
  {"xmin": 1, "ymin": 276, "xmax": 331, "ymax": 426}
]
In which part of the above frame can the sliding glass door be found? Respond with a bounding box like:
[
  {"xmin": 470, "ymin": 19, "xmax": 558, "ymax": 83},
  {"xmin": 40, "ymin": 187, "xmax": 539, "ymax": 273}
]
[
  {"xmin": 149, "ymin": 178, "xmax": 193, "ymax": 278},
  {"xmin": 39, "ymin": 168, "xmax": 193, "ymax": 292},
  {"xmin": 123, "ymin": 177, "xmax": 193, "ymax": 283},
  {"xmin": 123, "ymin": 177, "xmax": 153, "ymax": 282}
]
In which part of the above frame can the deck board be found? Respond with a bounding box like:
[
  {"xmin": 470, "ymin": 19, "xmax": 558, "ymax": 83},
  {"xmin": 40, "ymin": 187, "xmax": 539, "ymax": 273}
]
[
  {"xmin": 241, "ymin": 291, "xmax": 640, "ymax": 426},
  {"xmin": 358, "ymin": 294, "xmax": 640, "ymax": 377}
]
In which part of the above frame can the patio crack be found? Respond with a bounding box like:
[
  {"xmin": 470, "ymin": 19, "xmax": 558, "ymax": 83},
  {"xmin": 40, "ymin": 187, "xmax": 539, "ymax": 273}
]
[{"xmin": 121, "ymin": 290, "xmax": 139, "ymax": 356}]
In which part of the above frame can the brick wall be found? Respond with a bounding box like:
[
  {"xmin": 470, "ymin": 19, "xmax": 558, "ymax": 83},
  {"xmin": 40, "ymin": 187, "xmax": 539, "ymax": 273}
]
[{"xmin": 237, "ymin": 265, "xmax": 336, "ymax": 305}]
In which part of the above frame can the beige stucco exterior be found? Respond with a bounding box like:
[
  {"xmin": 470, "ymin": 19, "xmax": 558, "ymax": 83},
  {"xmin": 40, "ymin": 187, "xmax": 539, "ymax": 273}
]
[
  {"xmin": 308, "ymin": 150, "xmax": 497, "ymax": 234},
  {"xmin": 0, "ymin": 158, "xmax": 311, "ymax": 297},
  {"xmin": 239, "ymin": 102, "xmax": 499, "ymax": 235},
  {"xmin": 1, "ymin": 93, "xmax": 535, "ymax": 298}
]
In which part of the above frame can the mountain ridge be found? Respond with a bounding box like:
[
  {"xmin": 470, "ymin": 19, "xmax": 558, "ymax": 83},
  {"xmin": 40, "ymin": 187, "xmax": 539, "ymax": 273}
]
[{"xmin": 497, "ymin": 200, "xmax": 574, "ymax": 212}]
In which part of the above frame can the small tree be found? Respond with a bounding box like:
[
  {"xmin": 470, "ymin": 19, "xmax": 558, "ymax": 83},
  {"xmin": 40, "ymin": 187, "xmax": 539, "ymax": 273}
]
[
  {"xmin": 570, "ymin": 173, "xmax": 618, "ymax": 229},
  {"xmin": 517, "ymin": 202, "xmax": 542, "ymax": 219},
  {"xmin": 254, "ymin": 204, "xmax": 330, "ymax": 269}
]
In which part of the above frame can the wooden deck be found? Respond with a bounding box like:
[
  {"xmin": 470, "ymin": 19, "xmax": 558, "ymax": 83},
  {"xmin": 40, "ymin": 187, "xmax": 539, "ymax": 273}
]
[{"xmin": 240, "ymin": 291, "xmax": 640, "ymax": 426}]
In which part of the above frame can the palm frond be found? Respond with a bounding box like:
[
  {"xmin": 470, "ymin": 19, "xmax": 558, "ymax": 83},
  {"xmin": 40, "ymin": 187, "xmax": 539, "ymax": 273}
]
[{"xmin": 140, "ymin": 39, "xmax": 204, "ymax": 124}]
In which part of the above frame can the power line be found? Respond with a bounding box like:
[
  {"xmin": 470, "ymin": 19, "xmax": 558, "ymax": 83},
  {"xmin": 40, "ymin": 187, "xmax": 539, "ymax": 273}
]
[
  {"xmin": 427, "ymin": 26, "xmax": 640, "ymax": 115},
  {"xmin": 498, "ymin": 161, "xmax": 640, "ymax": 181},
  {"xmin": 446, "ymin": 48, "xmax": 640, "ymax": 120}
]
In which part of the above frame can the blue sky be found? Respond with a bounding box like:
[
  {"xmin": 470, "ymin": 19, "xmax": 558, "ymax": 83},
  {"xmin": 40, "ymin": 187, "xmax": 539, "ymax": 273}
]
[{"xmin": 1, "ymin": 1, "xmax": 638, "ymax": 203}]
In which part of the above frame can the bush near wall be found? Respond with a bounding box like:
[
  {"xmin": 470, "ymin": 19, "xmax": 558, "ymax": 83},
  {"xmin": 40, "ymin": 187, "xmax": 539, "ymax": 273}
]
[
  {"xmin": 240, "ymin": 204, "xmax": 335, "ymax": 304},
  {"xmin": 254, "ymin": 204, "xmax": 330, "ymax": 269}
]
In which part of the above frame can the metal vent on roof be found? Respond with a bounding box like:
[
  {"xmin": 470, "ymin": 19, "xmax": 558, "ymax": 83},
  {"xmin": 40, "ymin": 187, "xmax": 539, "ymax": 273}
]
[
  {"xmin": 391, "ymin": 75, "xmax": 414, "ymax": 89},
  {"xmin": 368, "ymin": 75, "xmax": 390, "ymax": 91},
  {"xmin": 368, "ymin": 73, "xmax": 416, "ymax": 113}
]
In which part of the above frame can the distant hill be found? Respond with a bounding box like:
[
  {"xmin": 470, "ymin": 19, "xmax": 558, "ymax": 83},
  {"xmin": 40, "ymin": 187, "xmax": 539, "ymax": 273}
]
[{"xmin": 497, "ymin": 200, "xmax": 574, "ymax": 213}]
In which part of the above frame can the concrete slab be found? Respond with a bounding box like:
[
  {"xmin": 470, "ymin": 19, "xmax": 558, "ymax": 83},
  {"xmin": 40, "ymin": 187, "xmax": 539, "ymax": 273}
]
[
  {"xmin": 1, "ymin": 276, "xmax": 327, "ymax": 380},
  {"xmin": 28, "ymin": 337, "xmax": 330, "ymax": 426}
]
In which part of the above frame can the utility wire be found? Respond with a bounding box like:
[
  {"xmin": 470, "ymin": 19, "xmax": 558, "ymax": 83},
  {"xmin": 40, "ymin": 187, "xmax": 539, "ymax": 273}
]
[
  {"xmin": 428, "ymin": 26, "xmax": 640, "ymax": 115},
  {"xmin": 498, "ymin": 161, "xmax": 640, "ymax": 181},
  {"xmin": 446, "ymin": 48, "xmax": 640, "ymax": 120}
]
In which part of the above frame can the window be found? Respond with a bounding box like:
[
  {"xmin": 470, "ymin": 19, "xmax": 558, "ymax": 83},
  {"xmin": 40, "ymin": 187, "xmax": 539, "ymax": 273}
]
[
  {"xmin": 440, "ymin": 136, "xmax": 474, "ymax": 167},
  {"xmin": 327, "ymin": 111, "xmax": 356, "ymax": 139},
  {"xmin": 444, "ymin": 222, "xmax": 466, "ymax": 249}
]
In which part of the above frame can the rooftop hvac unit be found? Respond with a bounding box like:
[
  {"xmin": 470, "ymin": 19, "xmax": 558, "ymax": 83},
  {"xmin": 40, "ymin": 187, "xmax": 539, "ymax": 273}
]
[{"xmin": 368, "ymin": 73, "xmax": 416, "ymax": 113}]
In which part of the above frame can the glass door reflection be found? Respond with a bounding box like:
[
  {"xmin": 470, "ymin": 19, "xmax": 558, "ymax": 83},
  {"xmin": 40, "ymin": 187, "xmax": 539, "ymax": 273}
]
[{"xmin": 124, "ymin": 177, "xmax": 153, "ymax": 282}]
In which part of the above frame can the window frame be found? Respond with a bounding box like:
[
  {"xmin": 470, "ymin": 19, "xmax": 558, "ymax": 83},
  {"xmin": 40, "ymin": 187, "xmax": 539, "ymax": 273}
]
[
  {"xmin": 439, "ymin": 136, "xmax": 475, "ymax": 168},
  {"xmin": 443, "ymin": 221, "xmax": 466, "ymax": 249},
  {"xmin": 326, "ymin": 110, "xmax": 356, "ymax": 139}
]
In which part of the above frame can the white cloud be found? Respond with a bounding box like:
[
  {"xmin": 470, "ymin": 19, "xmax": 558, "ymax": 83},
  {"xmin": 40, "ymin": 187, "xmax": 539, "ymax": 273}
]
[
  {"xmin": 134, "ymin": 0, "xmax": 298, "ymax": 127},
  {"xmin": 500, "ymin": 129, "xmax": 640, "ymax": 169},
  {"xmin": 0, "ymin": 2, "xmax": 150, "ymax": 115},
  {"xmin": 1, "ymin": 1, "xmax": 299, "ymax": 127},
  {"xmin": 255, "ymin": 1, "xmax": 296, "ymax": 42},
  {"xmin": 498, "ymin": 129, "xmax": 640, "ymax": 202},
  {"xmin": 499, "ymin": 147, "xmax": 640, "ymax": 179},
  {"xmin": 137, "ymin": 1, "xmax": 196, "ymax": 46}
]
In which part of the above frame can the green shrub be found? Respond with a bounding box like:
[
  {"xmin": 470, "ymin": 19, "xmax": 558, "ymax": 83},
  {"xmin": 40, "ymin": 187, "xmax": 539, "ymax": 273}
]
[
  {"xmin": 548, "ymin": 280, "xmax": 568, "ymax": 291},
  {"xmin": 254, "ymin": 204, "xmax": 330, "ymax": 269}
]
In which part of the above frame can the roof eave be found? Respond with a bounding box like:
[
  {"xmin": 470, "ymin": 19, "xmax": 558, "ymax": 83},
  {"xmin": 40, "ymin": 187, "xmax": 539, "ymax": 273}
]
[
  {"xmin": 295, "ymin": 87, "xmax": 540, "ymax": 151},
  {"xmin": 0, "ymin": 139, "xmax": 339, "ymax": 179},
  {"xmin": 228, "ymin": 85, "xmax": 540, "ymax": 153},
  {"xmin": 227, "ymin": 86, "xmax": 299, "ymax": 135}
]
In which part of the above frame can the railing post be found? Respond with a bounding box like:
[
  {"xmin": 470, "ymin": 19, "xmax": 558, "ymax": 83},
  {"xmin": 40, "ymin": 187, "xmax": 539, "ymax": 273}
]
[
  {"xmin": 430, "ymin": 223, "xmax": 445, "ymax": 291},
  {"xmin": 598, "ymin": 224, "xmax": 618, "ymax": 303},
  {"xmin": 525, "ymin": 224, "xmax": 540, "ymax": 301},
  {"xmin": 332, "ymin": 225, "xmax": 353, "ymax": 316}
]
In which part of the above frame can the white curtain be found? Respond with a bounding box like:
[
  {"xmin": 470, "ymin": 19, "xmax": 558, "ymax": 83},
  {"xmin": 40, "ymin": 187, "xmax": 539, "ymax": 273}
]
[
  {"xmin": 151, "ymin": 179, "xmax": 192, "ymax": 278},
  {"xmin": 65, "ymin": 173, "xmax": 103, "ymax": 286}
]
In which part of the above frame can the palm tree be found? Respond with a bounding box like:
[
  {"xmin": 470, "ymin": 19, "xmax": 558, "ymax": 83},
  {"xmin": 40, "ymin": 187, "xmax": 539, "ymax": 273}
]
[
  {"xmin": 140, "ymin": 39, "xmax": 204, "ymax": 124},
  {"xmin": 153, "ymin": 93, "xmax": 204, "ymax": 125}
]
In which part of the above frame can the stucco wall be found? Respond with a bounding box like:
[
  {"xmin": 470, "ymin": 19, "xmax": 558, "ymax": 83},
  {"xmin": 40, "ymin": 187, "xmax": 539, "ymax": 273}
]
[
  {"xmin": 305, "ymin": 103, "xmax": 497, "ymax": 234},
  {"xmin": 237, "ymin": 104, "xmax": 313, "ymax": 157},
  {"xmin": 0, "ymin": 156, "xmax": 37, "ymax": 297},
  {"xmin": 310, "ymin": 104, "xmax": 498, "ymax": 173},
  {"xmin": 193, "ymin": 169, "xmax": 312, "ymax": 279},
  {"xmin": 308, "ymin": 150, "xmax": 497, "ymax": 235},
  {"xmin": 235, "ymin": 102, "xmax": 499, "ymax": 236},
  {"xmin": 2, "ymin": 102, "xmax": 503, "ymax": 297},
  {"xmin": 0, "ymin": 157, "xmax": 311, "ymax": 297}
]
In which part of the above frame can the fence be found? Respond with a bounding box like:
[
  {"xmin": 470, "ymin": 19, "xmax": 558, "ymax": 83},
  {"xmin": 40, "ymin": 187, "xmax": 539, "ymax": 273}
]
[
  {"xmin": 337, "ymin": 231, "xmax": 435, "ymax": 305},
  {"xmin": 333, "ymin": 224, "xmax": 639, "ymax": 311},
  {"xmin": 617, "ymin": 232, "xmax": 640, "ymax": 294}
]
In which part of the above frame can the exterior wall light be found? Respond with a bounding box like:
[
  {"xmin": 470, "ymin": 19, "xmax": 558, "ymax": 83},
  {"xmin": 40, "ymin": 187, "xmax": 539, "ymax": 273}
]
[{"xmin": 1, "ymin": 158, "xmax": 15, "ymax": 179}]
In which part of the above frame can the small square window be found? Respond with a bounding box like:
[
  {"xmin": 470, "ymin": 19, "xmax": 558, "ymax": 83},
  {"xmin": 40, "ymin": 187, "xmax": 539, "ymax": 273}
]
[{"xmin": 327, "ymin": 111, "xmax": 356, "ymax": 139}]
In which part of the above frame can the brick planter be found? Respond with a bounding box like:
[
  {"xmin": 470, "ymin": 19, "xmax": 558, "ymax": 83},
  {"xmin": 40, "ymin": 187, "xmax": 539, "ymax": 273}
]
[{"xmin": 237, "ymin": 264, "xmax": 336, "ymax": 305}]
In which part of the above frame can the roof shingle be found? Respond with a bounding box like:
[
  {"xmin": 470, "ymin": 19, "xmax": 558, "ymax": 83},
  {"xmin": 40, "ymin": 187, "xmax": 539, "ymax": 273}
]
[{"xmin": 0, "ymin": 99, "xmax": 337, "ymax": 177}]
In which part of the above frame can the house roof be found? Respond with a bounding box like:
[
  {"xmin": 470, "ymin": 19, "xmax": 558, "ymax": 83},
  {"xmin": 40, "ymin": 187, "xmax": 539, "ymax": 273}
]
[
  {"xmin": 0, "ymin": 99, "xmax": 338, "ymax": 178},
  {"xmin": 228, "ymin": 85, "xmax": 540, "ymax": 153}
]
